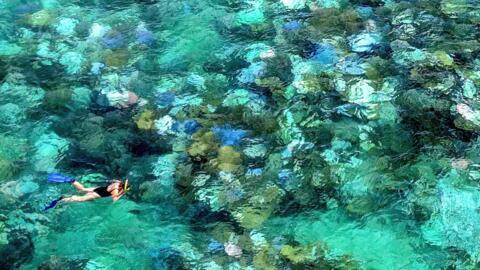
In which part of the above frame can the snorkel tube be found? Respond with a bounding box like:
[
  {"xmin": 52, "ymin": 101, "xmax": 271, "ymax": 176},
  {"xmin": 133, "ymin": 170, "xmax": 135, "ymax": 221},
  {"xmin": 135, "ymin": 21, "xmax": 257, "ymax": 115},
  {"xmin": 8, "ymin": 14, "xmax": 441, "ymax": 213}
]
[{"xmin": 123, "ymin": 179, "xmax": 130, "ymax": 193}]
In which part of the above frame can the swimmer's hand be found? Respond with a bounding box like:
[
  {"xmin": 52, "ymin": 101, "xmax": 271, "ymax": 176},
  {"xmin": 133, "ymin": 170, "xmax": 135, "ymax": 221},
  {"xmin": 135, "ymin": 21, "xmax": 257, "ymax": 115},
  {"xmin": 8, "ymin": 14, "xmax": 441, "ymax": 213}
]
[{"xmin": 111, "ymin": 189, "xmax": 123, "ymax": 202}]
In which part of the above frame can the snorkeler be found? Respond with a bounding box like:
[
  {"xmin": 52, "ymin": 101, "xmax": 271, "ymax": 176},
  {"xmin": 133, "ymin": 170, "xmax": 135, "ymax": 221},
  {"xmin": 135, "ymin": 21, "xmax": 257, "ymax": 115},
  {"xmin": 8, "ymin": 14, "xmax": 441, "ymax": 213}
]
[{"xmin": 44, "ymin": 173, "xmax": 130, "ymax": 211}]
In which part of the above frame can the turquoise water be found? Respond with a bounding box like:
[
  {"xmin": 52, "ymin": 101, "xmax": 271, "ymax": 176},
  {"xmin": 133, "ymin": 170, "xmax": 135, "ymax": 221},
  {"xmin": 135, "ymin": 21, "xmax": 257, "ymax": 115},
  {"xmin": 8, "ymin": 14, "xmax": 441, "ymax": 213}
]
[{"xmin": 2, "ymin": 0, "xmax": 480, "ymax": 269}]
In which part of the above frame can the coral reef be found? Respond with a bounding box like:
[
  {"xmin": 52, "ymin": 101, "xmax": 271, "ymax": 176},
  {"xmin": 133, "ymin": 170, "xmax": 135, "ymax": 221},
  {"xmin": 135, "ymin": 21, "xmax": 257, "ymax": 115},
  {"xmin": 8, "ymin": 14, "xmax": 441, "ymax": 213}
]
[{"xmin": 4, "ymin": 0, "xmax": 480, "ymax": 269}]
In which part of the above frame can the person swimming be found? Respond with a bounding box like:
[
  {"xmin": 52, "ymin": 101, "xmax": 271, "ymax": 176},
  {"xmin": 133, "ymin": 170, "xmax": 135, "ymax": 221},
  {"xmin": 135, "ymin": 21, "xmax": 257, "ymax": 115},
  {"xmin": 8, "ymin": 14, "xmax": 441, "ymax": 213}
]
[
  {"xmin": 64, "ymin": 179, "xmax": 127, "ymax": 202},
  {"xmin": 44, "ymin": 173, "xmax": 129, "ymax": 210}
]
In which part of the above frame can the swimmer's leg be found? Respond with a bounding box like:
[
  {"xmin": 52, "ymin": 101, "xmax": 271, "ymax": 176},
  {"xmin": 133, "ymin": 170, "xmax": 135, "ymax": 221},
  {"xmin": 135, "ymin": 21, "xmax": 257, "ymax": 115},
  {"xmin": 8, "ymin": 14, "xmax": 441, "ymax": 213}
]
[
  {"xmin": 61, "ymin": 192, "xmax": 100, "ymax": 203},
  {"xmin": 72, "ymin": 181, "xmax": 96, "ymax": 193}
]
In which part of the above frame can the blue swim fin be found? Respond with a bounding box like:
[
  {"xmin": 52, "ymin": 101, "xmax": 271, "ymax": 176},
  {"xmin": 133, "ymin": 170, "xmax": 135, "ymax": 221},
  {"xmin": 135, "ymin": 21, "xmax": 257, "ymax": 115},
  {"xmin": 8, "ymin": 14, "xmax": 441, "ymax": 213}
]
[
  {"xmin": 48, "ymin": 173, "xmax": 75, "ymax": 183},
  {"xmin": 44, "ymin": 196, "xmax": 63, "ymax": 211}
]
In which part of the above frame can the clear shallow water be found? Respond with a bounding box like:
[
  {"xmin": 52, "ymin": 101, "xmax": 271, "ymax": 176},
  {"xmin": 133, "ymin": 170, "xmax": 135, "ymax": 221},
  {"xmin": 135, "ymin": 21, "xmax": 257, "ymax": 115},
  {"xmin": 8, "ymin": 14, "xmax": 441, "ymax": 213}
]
[{"xmin": 2, "ymin": 0, "xmax": 480, "ymax": 269}]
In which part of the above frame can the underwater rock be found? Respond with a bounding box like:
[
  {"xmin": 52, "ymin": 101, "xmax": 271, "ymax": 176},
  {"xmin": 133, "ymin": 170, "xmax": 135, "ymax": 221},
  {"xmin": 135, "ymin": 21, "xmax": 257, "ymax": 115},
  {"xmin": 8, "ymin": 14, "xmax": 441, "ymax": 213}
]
[
  {"xmin": 36, "ymin": 41, "xmax": 59, "ymax": 63},
  {"xmin": 2, "ymin": 179, "xmax": 40, "ymax": 198},
  {"xmin": 222, "ymin": 88, "xmax": 266, "ymax": 113},
  {"xmin": 192, "ymin": 174, "xmax": 210, "ymax": 187},
  {"xmin": 153, "ymin": 153, "xmax": 180, "ymax": 187},
  {"xmin": 212, "ymin": 126, "xmax": 247, "ymax": 146},
  {"xmin": 13, "ymin": 3, "xmax": 41, "ymax": 16},
  {"xmin": 280, "ymin": 244, "xmax": 309, "ymax": 264},
  {"xmin": 289, "ymin": 55, "xmax": 334, "ymax": 94},
  {"xmin": 77, "ymin": 129, "xmax": 105, "ymax": 159},
  {"xmin": 0, "ymin": 229, "xmax": 34, "ymax": 270},
  {"xmin": 276, "ymin": 109, "xmax": 304, "ymax": 144},
  {"xmin": 0, "ymin": 137, "xmax": 28, "ymax": 159},
  {"xmin": 0, "ymin": 41, "xmax": 22, "ymax": 57},
  {"xmin": 104, "ymin": 49, "xmax": 130, "ymax": 67},
  {"xmin": 136, "ymin": 110, "xmax": 155, "ymax": 130},
  {"xmin": 278, "ymin": 169, "xmax": 300, "ymax": 191},
  {"xmin": 463, "ymin": 79, "xmax": 477, "ymax": 99},
  {"xmin": 250, "ymin": 231, "xmax": 268, "ymax": 250},
  {"xmin": 281, "ymin": 0, "xmax": 306, "ymax": 9},
  {"xmin": 224, "ymin": 242, "xmax": 242, "ymax": 258},
  {"xmin": 101, "ymin": 90, "xmax": 139, "ymax": 109},
  {"xmin": 32, "ymin": 132, "xmax": 69, "ymax": 172},
  {"xmin": 410, "ymin": 68, "xmax": 456, "ymax": 94},
  {"xmin": 216, "ymin": 146, "xmax": 242, "ymax": 172},
  {"xmin": 150, "ymin": 246, "xmax": 186, "ymax": 270},
  {"xmin": 38, "ymin": 256, "xmax": 89, "ymax": 270},
  {"xmin": 348, "ymin": 32, "xmax": 382, "ymax": 53},
  {"xmin": 253, "ymin": 249, "xmax": 279, "ymax": 270},
  {"xmin": 0, "ymin": 160, "xmax": 19, "ymax": 181},
  {"xmin": 0, "ymin": 103, "xmax": 26, "ymax": 125},
  {"xmin": 208, "ymin": 240, "xmax": 224, "ymax": 252},
  {"xmin": 281, "ymin": 139, "xmax": 314, "ymax": 159},
  {"xmin": 156, "ymin": 91, "xmax": 176, "ymax": 108},
  {"xmin": 0, "ymin": 135, "xmax": 28, "ymax": 180},
  {"xmin": 356, "ymin": 5, "xmax": 374, "ymax": 19},
  {"xmin": 173, "ymin": 120, "xmax": 201, "ymax": 135},
  {"xmin": 90, "ymin": 62, "xmax": 105, "ymax": 75},
  {"xmin": 311, "ymin": 43, "xmax": 338, "ymax": 66},
  {"xmin": 28, "ymin": 9, "xmax": 53, "ymax": 27},
  {"xmin": 237, "ymin": 61, "xmax": 266, "ymax": 84},
  {"xmin": 43, "ymin": 87, "xmax": 72, "ymax": 112},
  {"xmin": 243, "ymin": 143, "xmax": 268, "ymax": 160},
  {"xmin": 234, "ymin": 2, "xmax": 266, "ymax": 26},
  {"xmin": 345, "ymin": 196, "xmax": 379, "ymax": 216},
  {"xmin": 233, "ymin": 206, "xmax": 271, "ymax": 229},
  {"xmin": 59, "ymin": 52, "xmax": 84, "ymax": 75},
  {"xmin": 0, "ymin": 82, "xmax": 45, "ymax": 108},
  {"xmin": 195, "ymin": 185, "xmax": 224, "ymax": 212},
  {"xmin": 0, "ymin": 222, "xmax": 6, "ymax": 245},
  {"xmin": 41, "ymin": 1, "xmax": 61, "ymax": 9},
  {"xmin": 337, "ymin": 54, "xmax": 367, "ymax": 75},
  {"xmin": 89, "ymin": 23, "xmax": 110, "ymax": 39},
  {"xmin": 391, "ymin": 40, "xmax": 429, "ymax": 67},
  {"xmin": 187, "ymin": 73, "xmax": 206, "ymax": 91},
  {"xmin": 55, "ymin": 18, "xmax": 78, "ymax": 36},
  {"xmin": 268, "ymin": 209, "xmax": 434, "ymax": 269},
  {"xmin": 136, "ymin": 28, "xmax": 155, "ymax": 46},
  {"xmin": 441, "ymin": 0, "xmax": 480, "ymax": 22},
  {"xmin": 170, "ymin": 94, "xmax": 203, "ymax": 116},
  {"xmin": 154, "ymin": 115, "xmax": 176, "ymax": 135},
  {"xmin": 454, "ymin": 103, "xmax": 480, "ymax": 131},
  {"xmin": 242, "ymin": 43, "xmax": 275, "ymax": 63},
  {"xmin": 422, "ymin": 170, "xmax": 480, "ymax": 261},
  {"xmin": 307, "ymin": 8, "xmax": 363, "ymax": 36},
  {"xmin": 102, "ymin": 32, "xmax": 125, "ymax": 49},
  {"xmin": 391, "ymin": 9, "xmax": 415, "ymax": 26},
  {"xmin": 433, "ymin": 51, "xmax": 454, "ymax": 67},
  {"xmin": 343, "ymin": 79, "xmax": 376, "ymax": 105},
  {"xmin": 315, "ymin": 0, "xmax": 348, "ymax": 8},
  {"xmin": 96, "ymin": 73, "xmax": 123, "ymax": 94},
  {"xmin": 451, "ymin": 158, "xmax": 470, "ymax": 170},
  {"xmin": 70, "ymin": 87, "xmax": 92, "ymax": 110},
  {"xmin": 283, "ymin": 21, "xmax": 303, "ymax": 31},
  {"xmin": 188, "ymin": 131, "xmax": 218, "ymax": 157}
]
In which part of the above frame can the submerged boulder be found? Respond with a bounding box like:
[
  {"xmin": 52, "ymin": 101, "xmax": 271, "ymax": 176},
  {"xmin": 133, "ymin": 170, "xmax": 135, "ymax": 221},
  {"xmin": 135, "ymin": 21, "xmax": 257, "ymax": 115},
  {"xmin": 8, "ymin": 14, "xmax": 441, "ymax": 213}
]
[
  {"xmin": 32, "ymin": 132, "xmax": 69, "ymax": 172},
  {"xmin": 422, "ymin": 170, "xmax": 480, "ymax": 261},
  {"xmin": 0, "ymin": 229, "xmax": 34, "ymax": 269}
]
